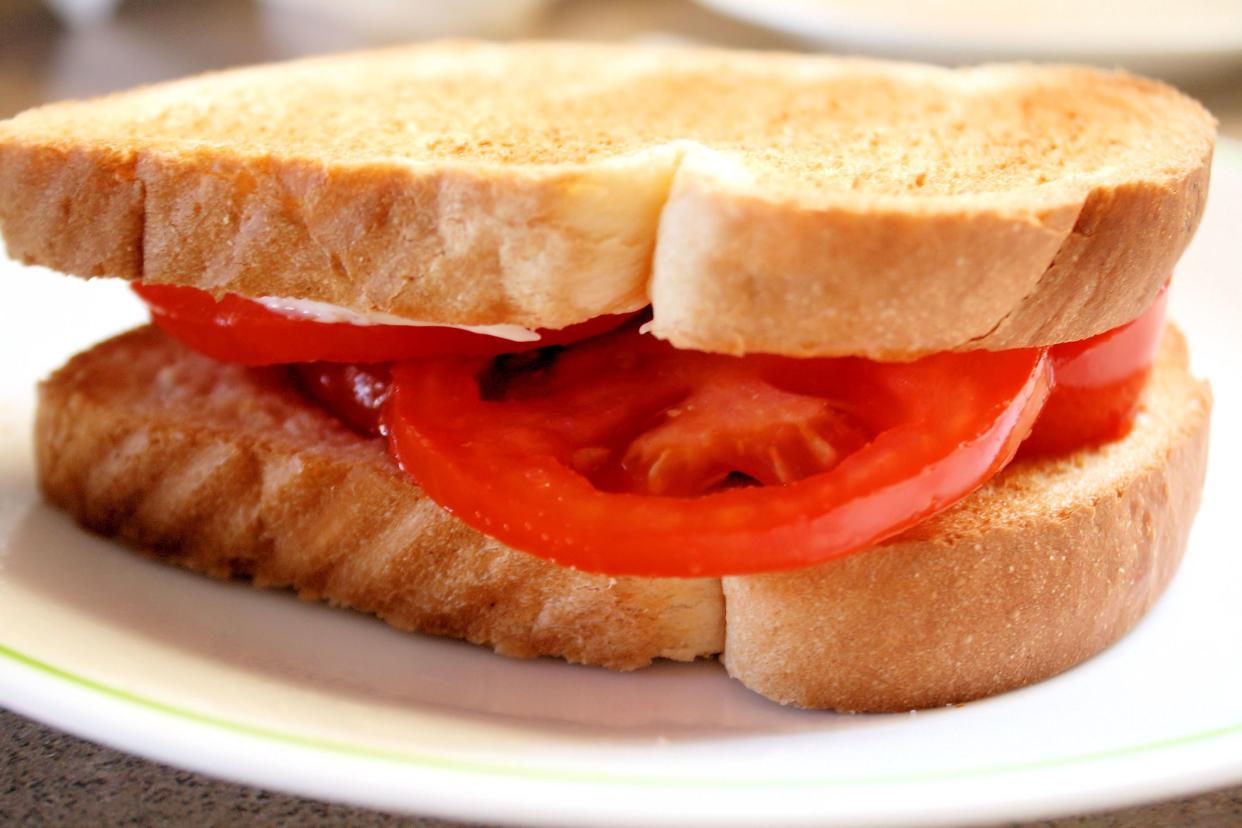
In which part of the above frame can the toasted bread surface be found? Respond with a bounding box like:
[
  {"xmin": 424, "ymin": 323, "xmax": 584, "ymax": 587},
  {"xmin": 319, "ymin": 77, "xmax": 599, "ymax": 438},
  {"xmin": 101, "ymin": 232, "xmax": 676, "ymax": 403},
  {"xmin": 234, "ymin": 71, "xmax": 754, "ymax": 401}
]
[
  {"xmin": 35, "ymin": 324, "xmax": 1208, "ymax": 709},
  {"xmin": 0, "ymin": 42, "xmax": 1215, "ymax": 357}
]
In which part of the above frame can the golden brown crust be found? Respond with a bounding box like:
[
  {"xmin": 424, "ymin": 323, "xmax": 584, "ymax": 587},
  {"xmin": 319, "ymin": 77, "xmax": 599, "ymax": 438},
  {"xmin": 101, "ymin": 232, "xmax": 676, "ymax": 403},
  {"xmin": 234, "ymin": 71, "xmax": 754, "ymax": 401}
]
[
  {"xmin": 0, "ymin": 42, "xmax": 1216, "ymax": 356},
  {"xmin": 722, "ymin": 327, "xmax": 1211, "ymax": 711},
  {"xmin": 653, "ymin": 154, "xmax": 1211, "ymax": 358},
  {"xmin": 34, "ymin": 327, "xmax": 724, "ymax": 669},
  {"xmin": 33, "ymin": 325, "xmax": 1209, "ymax": 708}
]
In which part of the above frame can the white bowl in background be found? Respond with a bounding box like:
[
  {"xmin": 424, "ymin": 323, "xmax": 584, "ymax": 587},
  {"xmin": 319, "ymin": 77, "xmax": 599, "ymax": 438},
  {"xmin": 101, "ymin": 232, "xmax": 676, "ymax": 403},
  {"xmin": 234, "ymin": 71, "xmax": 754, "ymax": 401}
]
[
  {"xmin": 258, "ymin": 0, "xmax": 554, "ymax": 55},
  {"xmin": 697, "ymin": 0, "xmax": 1242, "ymax": 81}
]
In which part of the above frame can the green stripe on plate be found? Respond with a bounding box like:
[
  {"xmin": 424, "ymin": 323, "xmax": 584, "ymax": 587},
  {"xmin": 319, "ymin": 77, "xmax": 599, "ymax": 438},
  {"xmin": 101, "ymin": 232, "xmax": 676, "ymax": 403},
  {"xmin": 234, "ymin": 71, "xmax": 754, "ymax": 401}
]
[{"xmin": 2, "ymin": 641, "xmax": 1240, "ymax": 788}]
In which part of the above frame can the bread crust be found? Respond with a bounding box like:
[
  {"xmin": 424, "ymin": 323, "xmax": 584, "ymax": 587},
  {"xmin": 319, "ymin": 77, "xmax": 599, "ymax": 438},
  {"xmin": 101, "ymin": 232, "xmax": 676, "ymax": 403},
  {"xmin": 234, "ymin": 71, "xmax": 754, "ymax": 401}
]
[
  {"xmin": 723, "ymin": 327, "xmax": 1211, "ymax": 711},
  {"xmin": 0, "ymin": 42, "xmax": 1216, "ymax": 357},
  {"xmin": 33, "ymin": 325, "xmax": 1208, "ymax": 709},
  {"xmin": 653, "ymin": 154, "xmax": 1211, "ymax": 358}
]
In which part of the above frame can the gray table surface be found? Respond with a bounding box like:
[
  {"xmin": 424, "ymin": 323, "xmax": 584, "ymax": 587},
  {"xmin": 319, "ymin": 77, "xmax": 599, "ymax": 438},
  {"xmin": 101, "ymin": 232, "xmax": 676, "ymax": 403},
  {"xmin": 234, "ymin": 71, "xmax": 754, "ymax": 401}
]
[{"xmin": 3, "ymin": 1, "xmax": 1242, "ymax": 826}]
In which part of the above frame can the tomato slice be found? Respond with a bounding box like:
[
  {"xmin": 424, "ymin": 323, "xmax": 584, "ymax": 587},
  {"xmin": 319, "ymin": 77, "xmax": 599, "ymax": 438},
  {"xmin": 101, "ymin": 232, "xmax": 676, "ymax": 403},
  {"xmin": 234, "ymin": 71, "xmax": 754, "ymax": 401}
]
[
  {"xmin": 1021, "ymin": 288, "xmax": 1168, "ymax": 456},
  {"xmin": 133, "ymin": 283, "xmax": 636, "ymax": 365},
  {"xmin": 382, "ymin": 324, "xmax": 1052, "ymax": 577},
  {"xmin": 292, "ymin": 292, "xmax": 1169, "ymax": 577}
]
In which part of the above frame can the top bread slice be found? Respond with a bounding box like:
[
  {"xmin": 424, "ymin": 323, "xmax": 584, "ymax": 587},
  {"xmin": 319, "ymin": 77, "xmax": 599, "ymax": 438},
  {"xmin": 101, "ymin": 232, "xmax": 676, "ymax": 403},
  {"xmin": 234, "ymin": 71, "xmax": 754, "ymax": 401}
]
[{"xmin": 0, "ymin": 41, "xmax": 1215, "ymax": 357}]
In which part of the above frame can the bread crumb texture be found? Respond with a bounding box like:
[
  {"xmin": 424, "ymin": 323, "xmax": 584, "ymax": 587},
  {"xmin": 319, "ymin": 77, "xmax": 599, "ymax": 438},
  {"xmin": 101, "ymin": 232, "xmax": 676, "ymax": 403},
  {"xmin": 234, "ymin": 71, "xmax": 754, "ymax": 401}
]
[{"xmin": 0, "ymin": 41, "xmax": 1216, "ymax": 357}]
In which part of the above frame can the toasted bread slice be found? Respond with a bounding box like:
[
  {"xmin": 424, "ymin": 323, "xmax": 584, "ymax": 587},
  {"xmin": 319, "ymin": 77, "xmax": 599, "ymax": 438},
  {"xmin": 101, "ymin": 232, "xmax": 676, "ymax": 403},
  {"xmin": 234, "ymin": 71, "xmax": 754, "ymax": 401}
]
[
  {"xmin": 34, "ymin": 326, "xmax": 724, "ymax": 669},
  {"xmin": 35, "ymin": 325, "xmax": 1208, "ymax": 709},
  {"xmin": 0, "ymin": 42, "xmax": 1214, "ymax": 358}
]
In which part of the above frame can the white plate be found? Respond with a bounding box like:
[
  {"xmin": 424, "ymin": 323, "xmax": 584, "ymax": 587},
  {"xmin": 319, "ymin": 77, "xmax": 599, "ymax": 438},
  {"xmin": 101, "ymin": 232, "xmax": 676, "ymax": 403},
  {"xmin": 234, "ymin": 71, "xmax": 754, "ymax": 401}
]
[
  {"xmin": 1, "ymin": 144, "xmax": 1241, "ymax": 828},
  {"xmin": 696, "ymin": 0, "xmax": 1242, "ymax": 81}
]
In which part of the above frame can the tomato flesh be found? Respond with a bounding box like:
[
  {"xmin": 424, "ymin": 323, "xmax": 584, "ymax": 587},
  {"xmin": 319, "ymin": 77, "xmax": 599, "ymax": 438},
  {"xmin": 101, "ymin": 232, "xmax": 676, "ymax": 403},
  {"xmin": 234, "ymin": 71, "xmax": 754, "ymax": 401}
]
[
  {"xmin": 382, "ymin": 324, "xmax": 1052, "ymax": 576},
  {"xmin": 133, "ymin": 283, "xmax": 636, "ymax": 365},
  {"xmin": 613, "ymin": 374, "xmax": 871, "ymax": 496}
]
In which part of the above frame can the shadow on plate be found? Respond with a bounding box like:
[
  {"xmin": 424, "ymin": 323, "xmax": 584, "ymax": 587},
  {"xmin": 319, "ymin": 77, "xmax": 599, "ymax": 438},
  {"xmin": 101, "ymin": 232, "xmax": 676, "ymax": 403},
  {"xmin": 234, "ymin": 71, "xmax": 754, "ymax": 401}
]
[{"xmin": 2, "ymin": 501, "xmax": 921, "ymax": 742}]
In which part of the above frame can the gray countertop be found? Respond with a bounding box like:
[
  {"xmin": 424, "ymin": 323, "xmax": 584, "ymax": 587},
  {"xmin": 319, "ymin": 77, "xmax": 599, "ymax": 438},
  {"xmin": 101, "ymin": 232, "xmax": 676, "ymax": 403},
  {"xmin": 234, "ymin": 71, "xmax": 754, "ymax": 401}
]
[{"xmin": 3, "ymin": 1, "xmax": 1241, "ymax": 826}]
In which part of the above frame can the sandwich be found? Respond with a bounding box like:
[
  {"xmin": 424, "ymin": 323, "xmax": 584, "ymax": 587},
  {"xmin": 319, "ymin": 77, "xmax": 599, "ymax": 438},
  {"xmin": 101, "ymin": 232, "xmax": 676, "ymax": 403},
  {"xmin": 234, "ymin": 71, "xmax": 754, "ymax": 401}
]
[{"xmin": 0, "ymin": 41, "xmax": 1215, "ymax": 712}]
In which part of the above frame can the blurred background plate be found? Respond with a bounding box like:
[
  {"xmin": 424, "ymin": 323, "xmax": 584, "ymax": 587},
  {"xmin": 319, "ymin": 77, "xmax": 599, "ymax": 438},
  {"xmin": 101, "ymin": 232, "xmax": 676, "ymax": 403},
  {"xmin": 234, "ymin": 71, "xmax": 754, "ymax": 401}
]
[
  {"xmin": 696, "ymin": 0, "xmax": 1242, "ymax": 80},
  {"xmin": 255, "ymin": 0, "xmax": 554, "ymax": 53}
]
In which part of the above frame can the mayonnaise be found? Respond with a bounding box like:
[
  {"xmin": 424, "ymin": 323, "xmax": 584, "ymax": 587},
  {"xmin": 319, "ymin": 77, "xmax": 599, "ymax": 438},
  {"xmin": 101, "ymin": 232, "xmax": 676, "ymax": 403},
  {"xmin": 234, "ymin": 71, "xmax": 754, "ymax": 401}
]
[{"xmin": 255, "ymin": 296, "xmax": 542, "ymax": 342}]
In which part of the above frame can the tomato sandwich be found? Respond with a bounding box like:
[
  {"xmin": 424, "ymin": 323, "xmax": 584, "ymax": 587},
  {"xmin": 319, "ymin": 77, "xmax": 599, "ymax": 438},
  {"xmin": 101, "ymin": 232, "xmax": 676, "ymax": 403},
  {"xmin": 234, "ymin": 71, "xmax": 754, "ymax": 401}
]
[{"xmin": 0, "ymin": 42, "xmax": 1215, "ymax": 711}]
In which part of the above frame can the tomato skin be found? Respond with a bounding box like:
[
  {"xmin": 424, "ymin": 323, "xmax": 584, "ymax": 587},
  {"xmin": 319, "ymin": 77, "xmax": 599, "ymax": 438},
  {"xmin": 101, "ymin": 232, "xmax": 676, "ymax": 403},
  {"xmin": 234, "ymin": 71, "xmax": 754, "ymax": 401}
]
[
  {"xmin": 383, "ymin": 328, "xmax": 1052, "ymax": 577},
  {"xmin": 133, "ymin": 283, "xmax": 636, "ymax": 365},
  {"xmin": 1021, "ymin": 288, "xmax": 1167, "ymax": 457},
  {"xmin": 290, "ymin": 363, "xmax": 391, "ymax": 437}
]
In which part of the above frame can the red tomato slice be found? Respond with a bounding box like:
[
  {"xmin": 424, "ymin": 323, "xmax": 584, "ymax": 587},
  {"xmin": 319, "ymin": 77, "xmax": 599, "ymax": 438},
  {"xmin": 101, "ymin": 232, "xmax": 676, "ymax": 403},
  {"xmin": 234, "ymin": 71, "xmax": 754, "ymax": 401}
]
[
  {"xmin": 132, "ymin": 283, "xmax": 636, "ymax": 365},
  {"xmin": 1021, "ymin": 288, "xmax": 1168, "ymax": 456},
  {"xmin": 382, "ymin": 324, "xmax": 1052, "ymax": 577}
]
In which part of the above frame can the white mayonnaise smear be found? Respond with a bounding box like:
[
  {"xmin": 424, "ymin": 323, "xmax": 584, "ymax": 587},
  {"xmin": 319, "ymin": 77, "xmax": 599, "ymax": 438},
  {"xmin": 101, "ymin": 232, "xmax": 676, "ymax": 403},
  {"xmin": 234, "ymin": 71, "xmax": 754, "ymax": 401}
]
[{"xmin": 255, "ymin": 296, "xmax": 542, "ymax": 342}]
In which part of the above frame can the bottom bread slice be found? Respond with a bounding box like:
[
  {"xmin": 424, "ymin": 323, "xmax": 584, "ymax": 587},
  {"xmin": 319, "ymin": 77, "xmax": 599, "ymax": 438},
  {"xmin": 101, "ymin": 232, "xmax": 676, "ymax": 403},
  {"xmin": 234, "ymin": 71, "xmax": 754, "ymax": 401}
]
[
  {"xmin": 34, "ymin": 326, "xmax": 725, "ymax": 670},
  {"xmin": 35, "ymin": 325, "xmax": 1209, "ymax": 710}
]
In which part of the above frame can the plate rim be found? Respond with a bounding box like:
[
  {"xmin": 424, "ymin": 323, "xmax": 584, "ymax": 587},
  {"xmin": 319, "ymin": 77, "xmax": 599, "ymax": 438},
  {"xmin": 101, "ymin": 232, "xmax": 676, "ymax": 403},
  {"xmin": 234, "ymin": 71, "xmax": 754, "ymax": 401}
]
[
  {"xmin": 6, "ymin": 635, "xmax": 1242, "ymax": 828},
  {"xmin": 3, "ymin": 640, "xmax": 1242, "ymax": 789}
]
